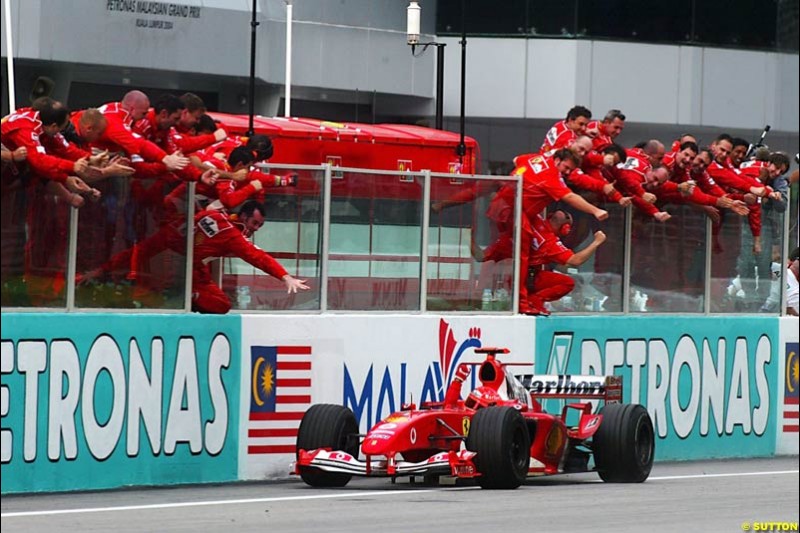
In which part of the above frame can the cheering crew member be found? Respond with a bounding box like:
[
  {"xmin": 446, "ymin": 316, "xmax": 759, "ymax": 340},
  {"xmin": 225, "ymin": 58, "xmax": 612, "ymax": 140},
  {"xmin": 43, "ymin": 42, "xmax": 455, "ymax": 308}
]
[
  {"xmin": 611, "ymin": 148, "xmax": 672, "ymax": 222},
  {"xmin": 585, "ymin": 109, "xmax": 626, "ymax": 151},
  {"xmin": 194, "ymin": 132, "xmax": 274, "ymax": 164},
  {"xmin": 670, "ymin": 133, "xmax": 697, "ymax": 153},
  {"xmin": 176, "ymin": 92, "xmax": 211, "ymax": 134},
  {"xmin": 567, "ymin": 144, "xmax": 632, "ymax": 207},
  {"xmin": 473, "ymin": 210, "xmax": 607, "ymax": 316},
  {"xmin": 134, "ymin": 93, "xmax": 226, "ymax": 156},
  {"xmin": 540, "ymin": 105, "xmax": 592, "ymax": 153},
  {"xmin": 708, "ymin": 135, "xmax": 780, "ymax": 252},
  {"xmin": 163, "ymin": 146, "xmax": 297, "ymax": 220},
  {"xmin": 192, "ymin": 200, "xmax": 309, "ymax": 314},
  {"xmin": 81, "ymin": 90, "xmax": 189, "ymax": 174},
  {"xmin": 660, "ymin": 141, "xmax": 748, "ymax": 218},
  {"xmin": 707, "ymin": 134, "xmax": 773, "ymax": 197},
  {"xmin": 1, "ymin": 101, "xmax": 95, "ymax": 193},
  {"xmin": 527, "ymin": 210, "xmax": 607, "ymax": 315},
  {"xmin": 483, "ymin": 149, "xmax": 608, "ymax": 313}
]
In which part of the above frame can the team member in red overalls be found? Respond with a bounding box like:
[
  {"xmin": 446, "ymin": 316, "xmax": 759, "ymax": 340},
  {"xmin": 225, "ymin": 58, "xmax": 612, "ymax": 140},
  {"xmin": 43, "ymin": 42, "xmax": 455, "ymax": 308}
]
[
  {"xmin": 477, "ymin": 149, "xmax": 608, "ymax": 314},
  {"xmin": 474, "ymin": 209, "xmax": 607, "ymax": 315},
  {"xmin": 540, "ymin": 105, "xmax": 592, "ymax": 153},
  {"xmin": 527, "ymin": 210, "xmax": 607, "ymax": 315},
  {"xmin": 585, "ymin": 109, "xmax": 626, "ymax": 151},
  {"xmin": 192, "ymin": 200, "xmax": 309, "ymax": 313}
]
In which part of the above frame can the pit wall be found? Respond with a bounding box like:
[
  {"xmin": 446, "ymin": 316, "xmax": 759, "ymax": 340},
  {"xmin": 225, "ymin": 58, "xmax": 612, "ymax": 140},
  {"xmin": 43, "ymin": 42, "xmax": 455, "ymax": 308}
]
[{"xmin": 1, "ymin": 313, "xmax": 797, "ymax": 493}]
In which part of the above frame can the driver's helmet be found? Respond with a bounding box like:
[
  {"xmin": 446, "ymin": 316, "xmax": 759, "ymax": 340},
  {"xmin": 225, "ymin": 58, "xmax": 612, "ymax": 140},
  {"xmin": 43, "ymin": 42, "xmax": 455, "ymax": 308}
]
[{"xmin": 464, "ymin": 386, "xmax": 502, "ymax": 410}]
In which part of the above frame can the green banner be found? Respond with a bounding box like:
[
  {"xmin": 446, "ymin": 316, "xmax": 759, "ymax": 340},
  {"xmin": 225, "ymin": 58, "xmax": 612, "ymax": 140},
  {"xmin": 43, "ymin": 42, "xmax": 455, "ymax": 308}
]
[
  {"xmin": 1, "ymin": 313, "xmax": 241, "ymax": 493},
  {"xmin": 534, "ymin": 316, "xmax": 779, "ymax": 460}
]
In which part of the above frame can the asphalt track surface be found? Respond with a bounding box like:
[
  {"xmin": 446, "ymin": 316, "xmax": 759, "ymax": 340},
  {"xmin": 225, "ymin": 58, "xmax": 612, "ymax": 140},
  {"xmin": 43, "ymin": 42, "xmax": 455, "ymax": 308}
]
[{"xmin": 2, "ymin": 457, "xmax": 798, "ymax": 533}]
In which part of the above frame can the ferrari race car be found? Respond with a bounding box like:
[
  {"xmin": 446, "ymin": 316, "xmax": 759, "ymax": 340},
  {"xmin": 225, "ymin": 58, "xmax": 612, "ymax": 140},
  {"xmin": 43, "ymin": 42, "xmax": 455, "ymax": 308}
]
[{"xmin": 293, "ymin": 347, "xmax": 655, "ymax": 489}]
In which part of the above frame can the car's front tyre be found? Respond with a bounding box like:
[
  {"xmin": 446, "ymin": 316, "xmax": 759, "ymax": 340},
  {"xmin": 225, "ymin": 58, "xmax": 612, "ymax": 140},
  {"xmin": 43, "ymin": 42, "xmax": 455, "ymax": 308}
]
[
  {"xmin": 593, "ymin": 403, "xmax": 655, "ymax": 483},
  {"xmin": 466, "ymin": 406, "xmax": 531, "ymax": 489},
  {"xmin": 296, "ymin": 404, "xmax": 359, "ymax": 487}
]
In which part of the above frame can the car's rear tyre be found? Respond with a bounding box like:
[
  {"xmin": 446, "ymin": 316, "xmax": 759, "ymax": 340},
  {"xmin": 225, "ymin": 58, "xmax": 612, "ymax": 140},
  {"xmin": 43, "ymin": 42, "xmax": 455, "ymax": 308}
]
[
  {"xmin": 296, "ymin": 404, "xmax": 359, "ymax": 487},
  {"xmin": 593, "ymin": 403, "xmax": 655, "ymax": 483},
  {"xmin": 466, "ymin": 406, "xmax": 530, "ymax": 489}
]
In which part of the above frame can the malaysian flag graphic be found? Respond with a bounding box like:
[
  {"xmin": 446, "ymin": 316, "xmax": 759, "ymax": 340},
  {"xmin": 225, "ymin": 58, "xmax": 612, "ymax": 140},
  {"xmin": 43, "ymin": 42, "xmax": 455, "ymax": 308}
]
[
  {"xmin": 248, "ymin": 345, "xmax": 312, "ymax": 454},
  {"xmin": 784, "ymin": 343, "xmax": 799, "ymax": 433}
]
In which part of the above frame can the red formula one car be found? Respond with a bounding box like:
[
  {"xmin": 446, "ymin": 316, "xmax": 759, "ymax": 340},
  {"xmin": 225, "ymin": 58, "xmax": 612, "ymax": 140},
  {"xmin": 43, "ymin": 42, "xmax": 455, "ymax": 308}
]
[{"xmin": 293, "ymin": 347, "xmax": 654, "ymax": 489}]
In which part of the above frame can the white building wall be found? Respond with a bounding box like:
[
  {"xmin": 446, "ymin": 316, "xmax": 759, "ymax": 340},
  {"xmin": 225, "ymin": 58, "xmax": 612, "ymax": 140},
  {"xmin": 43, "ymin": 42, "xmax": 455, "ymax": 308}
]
[
  {"xmin": 442, "ymin": 37, "xmax": 799, "ymax": 133},
  {"xmin": 1, "ymin": 2, "xmax": 797, "ymax": 133}
]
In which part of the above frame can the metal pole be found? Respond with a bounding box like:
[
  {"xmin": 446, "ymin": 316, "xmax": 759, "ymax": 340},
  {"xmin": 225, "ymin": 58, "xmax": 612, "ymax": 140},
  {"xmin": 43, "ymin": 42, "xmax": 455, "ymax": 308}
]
[
  {"xmin": 284, "ymin": 0, "xmax": 292, "ymax": 118},
  {"xmin": 183, "ymin": 182, "xmax": 197, "ymax": 312},
  {"xmin": 247, "ymin": 0, "xmax": 259, "ymax": 135},
  {"xmin": 435, "ymin": 44, "xmax": 445, "ymax": 130},
  {"xmin": 65, "ymin": 206, "xmax": 79, "ymax": 311},
  {"xmin": 512, "ymin": 175, "xmax": 523, "ymax": 314},
  {"xmin": 420, "ymin": 170, "xmax": 431, "ymax": 312},
  {"xmin": 320, "ymin": 164, "xmax": 332, "ymax": 311},
  {"xmin": 704, "ymin": 215, "xmax": 712, "ymax": 314},
  {"xmin": 780, "ymin": 188, "xmax": 791, "ymax": 315},
  {"xmin": 456, "ymin": 0, "xmax": 467, "ymax": 164},
  {"xmin": 4, "ymin": 0, "xmax": 16, "ymax": 112},
  {"xmin": 622, "ymin": 207, "xmax": 632, "ymax": 314}
]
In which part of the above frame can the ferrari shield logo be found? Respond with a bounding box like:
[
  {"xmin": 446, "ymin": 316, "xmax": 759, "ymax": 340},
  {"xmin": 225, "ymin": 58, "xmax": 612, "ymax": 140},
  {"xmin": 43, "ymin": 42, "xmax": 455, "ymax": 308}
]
[{"xmin": 462, "ymin": 417, "xmax": 470, "ymax": 436}]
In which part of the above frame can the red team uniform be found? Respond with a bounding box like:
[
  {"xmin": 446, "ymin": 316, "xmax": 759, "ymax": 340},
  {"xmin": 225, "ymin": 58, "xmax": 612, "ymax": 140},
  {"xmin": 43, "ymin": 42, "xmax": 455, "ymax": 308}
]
[
  {"xmin": 540, "ymin": 120, "xmax": 577, "ymax": 153},
  {"xmin": 528, "ymin": 214, "xmax": 578, "ymax": 311},
  {"xmin": 191, "ymin": 209, "xmax": 289, "ymax": 313},
  {"xmin": 489, "ymin": 153, "xmax": 574, "ymax": 310}
]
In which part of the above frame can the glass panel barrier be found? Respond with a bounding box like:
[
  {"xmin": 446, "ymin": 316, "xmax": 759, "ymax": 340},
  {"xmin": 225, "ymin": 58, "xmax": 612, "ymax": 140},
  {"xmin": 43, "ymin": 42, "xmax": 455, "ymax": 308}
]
[
  {"xmin": 221, "ymin": 166, "xmax": 323, "ymax": 311},
  {"xmin": 324, "ymin": 169, "xmax": 423, "ymax": 311},
  {"xmin": 712, "ymin": 197, "xmax": 787, "ymax": 313},
  {"xmin": 428, "ymin": 174, "xmax": 518, "ymax": 312},
  {"xmin": 552, "ymin": 201, "xmax": 627, "ymax": 313},
  {"xmin": 630, "ymin": 204, "xmax": 708, "ymax": 313},
  {"xmin": 74, "ymin": 175, "xmax": 188, "ymax": 309},
  {"xmin": 1, "ymin": 167, "xmax": 68, "ymax": 308}
]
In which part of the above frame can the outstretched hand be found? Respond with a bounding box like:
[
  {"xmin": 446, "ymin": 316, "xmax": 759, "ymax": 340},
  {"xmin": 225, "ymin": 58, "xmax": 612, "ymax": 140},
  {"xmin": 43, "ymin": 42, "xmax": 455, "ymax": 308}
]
[{"xmin": 282, "ymin": 275, "xmax": 310, "ymax": 294}]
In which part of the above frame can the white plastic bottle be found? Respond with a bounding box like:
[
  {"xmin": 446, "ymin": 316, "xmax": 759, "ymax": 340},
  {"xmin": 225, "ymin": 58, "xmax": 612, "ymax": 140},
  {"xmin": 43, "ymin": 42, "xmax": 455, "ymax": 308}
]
[
  {"xmin": 481, "ymin": 288, "xmax": 492, "ymax": 311},
  {"xmin": 237, "ymin": 285, "xmax": 252, "ymax": 310}
]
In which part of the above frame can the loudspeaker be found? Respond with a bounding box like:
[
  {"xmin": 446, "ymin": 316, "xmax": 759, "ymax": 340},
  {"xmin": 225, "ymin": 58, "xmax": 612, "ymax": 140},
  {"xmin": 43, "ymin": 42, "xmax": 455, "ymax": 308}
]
[{"xmin": 29, "ymin": 76, "xmax": 56, "ymax": 102}]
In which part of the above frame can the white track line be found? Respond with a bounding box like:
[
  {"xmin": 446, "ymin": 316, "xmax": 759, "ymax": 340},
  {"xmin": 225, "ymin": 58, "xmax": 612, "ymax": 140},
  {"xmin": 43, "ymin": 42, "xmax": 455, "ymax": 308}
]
[
  {"xmin": 648, "ymin": 469, "xmax": 799, "ymax": 481},
  {"xmin": 2, "ymin": 469, "xmax": 797, "ymax": 518},
  {"xmin": 0, "ymin": 489, "xmax": 445, "ymax": 518}
]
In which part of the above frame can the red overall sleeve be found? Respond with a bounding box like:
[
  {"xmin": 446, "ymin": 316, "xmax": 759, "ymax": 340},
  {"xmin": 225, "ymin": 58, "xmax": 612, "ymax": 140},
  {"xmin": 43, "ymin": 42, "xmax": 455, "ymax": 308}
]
[
  {"xmin": 102, "ymin": 118, "xmax": 168, "ymax": 162},
  {"xmin": 215, "ymin": 179, "xmax": 260, "ymax": 209},
  {"xmin": 225, "ymin": 233, "xmax": 289, "ymax": 280},
  {"xmin": 3, "ymin": 127, "xmax": 73, "ymax": 183},
  {"xmin": 171, "ymin": 131, "xmax": 218, "ymax": 154}
]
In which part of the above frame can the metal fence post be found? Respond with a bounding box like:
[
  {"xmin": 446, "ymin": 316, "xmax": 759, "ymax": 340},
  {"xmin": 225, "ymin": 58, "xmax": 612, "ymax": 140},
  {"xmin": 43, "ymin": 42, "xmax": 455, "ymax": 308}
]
[
  {"xmin": 622, "ymin": 206, "xmax": 632, "ymax": 314},
  {"xmin": 320, "ymin": 164, "xmax": 332, "ymax": 312},
  {"xmin": 183, "ymin": 182, "xmax": 196, "ymax": 312},
  {"xmin": 65, "ymin": 205, "xmax": 79, "ymax": 311},
  {"xmin": 704, "ymin": 215, "xmax": 712, "ymax": 314},
  {"xmin": 780, "ymin": 187, "xmax": 792, "ymax": 315},
  {"xmin": 512, "ymin": 175, "xmax": 523, "ymax": 314},
  {"xmin": 420, "ymin": 170, "xmax": 431, "ymax": 312}
]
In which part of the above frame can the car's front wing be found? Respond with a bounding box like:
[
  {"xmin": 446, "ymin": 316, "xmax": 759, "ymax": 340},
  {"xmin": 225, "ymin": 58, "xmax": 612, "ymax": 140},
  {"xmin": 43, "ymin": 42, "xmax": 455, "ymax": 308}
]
[{"xmin": 293, "ymin": 448, "xmax": 480, "ymax": 478}]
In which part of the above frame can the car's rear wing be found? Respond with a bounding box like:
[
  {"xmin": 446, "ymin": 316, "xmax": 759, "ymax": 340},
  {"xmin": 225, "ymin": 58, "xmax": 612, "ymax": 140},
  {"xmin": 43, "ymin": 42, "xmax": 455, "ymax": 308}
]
[{"xmin": 516, "ymin": 374, "xmax": 622, "ymax": 403}]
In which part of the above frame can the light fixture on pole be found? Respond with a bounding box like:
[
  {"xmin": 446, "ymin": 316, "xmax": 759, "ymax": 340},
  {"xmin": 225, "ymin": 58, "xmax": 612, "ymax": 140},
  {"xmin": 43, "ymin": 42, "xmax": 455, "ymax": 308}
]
[{"xmin": 406, "ymin": 1, "xmax": 445, "ymax": 131}]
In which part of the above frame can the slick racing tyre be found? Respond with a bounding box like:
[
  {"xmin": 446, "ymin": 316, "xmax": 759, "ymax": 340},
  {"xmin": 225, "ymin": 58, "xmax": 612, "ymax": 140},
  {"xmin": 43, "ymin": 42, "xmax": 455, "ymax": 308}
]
[
  {"xmin": 296, "ymin": 404, "xmax": 359, "ymax": 487},
  {"xmin": 593, "ymin": 403, "xmax": 655, "ymax": 483},
  {"xmin": 466, "ymin": 406, "xmax": 531, "ymax": 489}
]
